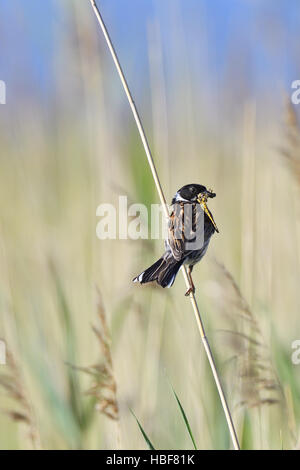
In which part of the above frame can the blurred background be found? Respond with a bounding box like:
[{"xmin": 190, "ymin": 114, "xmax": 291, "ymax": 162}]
[{"xmin": 0, "ymin": 0, "xmax": 300, "ymax": 450}]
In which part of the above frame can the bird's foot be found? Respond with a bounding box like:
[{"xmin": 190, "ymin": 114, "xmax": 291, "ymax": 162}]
[{"xmin": 185, "ymin": 286, "xmax": 195, "ymax": 297}]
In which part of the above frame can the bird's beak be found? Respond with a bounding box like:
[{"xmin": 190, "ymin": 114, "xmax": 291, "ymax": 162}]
[
  {"xmin": 197, "ymin": 192, "xmax": 219, "ymax": 233},
  {"xmin": 205, "ymin": 188, "xmax": 216, "ymax": 198}
]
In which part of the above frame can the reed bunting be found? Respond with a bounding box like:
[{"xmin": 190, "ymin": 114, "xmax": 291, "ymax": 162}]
[{"xmin": 133, "ymin": 183, "xmax": 218, "ymax": 296}]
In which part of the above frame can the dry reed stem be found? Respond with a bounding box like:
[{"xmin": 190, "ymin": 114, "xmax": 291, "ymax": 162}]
[
  {"xmin": 70, "ymin": 288, "xmax": 121, "ymax": 448},
  {"xmin": 0, "ymin": 346, "xmax": 41, "ymax": 449},
  {"xmin": 214, "ymin": 260, "xmax": 283, "ymax": 411},
  {"xmin": 75, "ymin": 289, "xmax": 119, "ymax": 422},
  {"xmin": 89, "ymin": 0, "xmax": 240, "ymax": 450}
]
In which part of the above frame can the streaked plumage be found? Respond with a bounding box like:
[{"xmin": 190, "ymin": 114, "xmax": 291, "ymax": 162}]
[{"xmin": 133, "ymin": 184, "xmax": 218, "ymax": 295}]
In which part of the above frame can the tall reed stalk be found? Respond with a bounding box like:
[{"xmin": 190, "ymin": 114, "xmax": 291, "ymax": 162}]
[{"xmin": 89, "ymin": 0, "xmax": 240, "ymax": 450}]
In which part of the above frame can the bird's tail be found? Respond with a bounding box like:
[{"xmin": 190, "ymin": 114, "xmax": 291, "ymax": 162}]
[{"xmin": 133, "ymin": 257, "xmax": 183, "ymax": 288}]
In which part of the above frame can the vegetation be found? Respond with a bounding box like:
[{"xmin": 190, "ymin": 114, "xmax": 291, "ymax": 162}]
[{"xmin": 0, "ymin": 1, "xmax": 299, "ymax": 450}]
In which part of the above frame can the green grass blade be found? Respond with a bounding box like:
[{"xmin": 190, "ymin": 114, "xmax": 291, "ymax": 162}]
[
  {"xmin": 130, "ymin": 409, "xmax": 155, "ymax": 450},
  {"xmin": 171, "ymin": 386, "xmax": 198, "ymax": 450}
]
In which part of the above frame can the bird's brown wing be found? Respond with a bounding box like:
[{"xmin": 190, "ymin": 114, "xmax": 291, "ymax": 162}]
[{"xmin": 168, "ymin": 202, "xmax": 200, "ymax": 261}]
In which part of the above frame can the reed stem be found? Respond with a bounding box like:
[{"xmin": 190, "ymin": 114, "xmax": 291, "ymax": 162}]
[{"xmin": 89, "ymin": 0, "xmax": 240, "ymax": 450}]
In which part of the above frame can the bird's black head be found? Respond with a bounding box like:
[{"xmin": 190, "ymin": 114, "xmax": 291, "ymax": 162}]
[
  {"xmin": 172, "ymin": 183, "xmax": 219, "ymax": 233},
  {"xmin": 171, "ymin": 184, "xmax": 216, "ymax": 204}
]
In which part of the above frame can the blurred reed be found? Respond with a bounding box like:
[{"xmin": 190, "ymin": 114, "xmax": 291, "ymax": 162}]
[
  {"xmin": 89, "ymin": 0, "xmax": 240, "ymax": 449},
  {"xmin": 71, "ymin": 288, "xmax": 121, "ymax": 448},
  {"xmin": 0, "ymin": 0, "xmax": 299, "ymax": 451},
  {"xmin": 0, "ymin": 347, "xmax": 40, "ymax": 449}
]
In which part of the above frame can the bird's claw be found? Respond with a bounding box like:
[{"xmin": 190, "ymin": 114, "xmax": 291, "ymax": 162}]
[{"xmin": 185, "ymin": 287, "xmax": 195, "ymax": 297}]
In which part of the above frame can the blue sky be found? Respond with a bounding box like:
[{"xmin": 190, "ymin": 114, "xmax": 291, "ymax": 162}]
[{"xmin": 0, "ymin": 0, "xmax": 300, "ymax": 105}]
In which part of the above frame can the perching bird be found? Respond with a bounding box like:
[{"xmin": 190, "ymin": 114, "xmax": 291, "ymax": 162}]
[{"xmin": 133, "ymin": 183, "xmax": 219, "ymax": 296}]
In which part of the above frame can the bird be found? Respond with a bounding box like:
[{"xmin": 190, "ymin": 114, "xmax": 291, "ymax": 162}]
[{"xmin": 133, "ymin": 183, "xmax": 219, "ymax": 296}]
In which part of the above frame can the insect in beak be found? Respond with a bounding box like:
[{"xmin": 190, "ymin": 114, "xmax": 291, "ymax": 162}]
[{"xmin": 197, "ymin": 193, "xmax": 219, "ymax": 233}]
